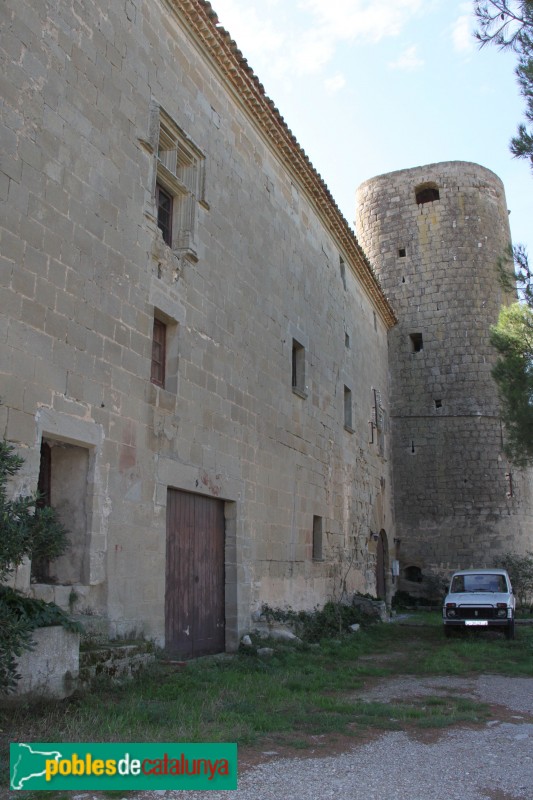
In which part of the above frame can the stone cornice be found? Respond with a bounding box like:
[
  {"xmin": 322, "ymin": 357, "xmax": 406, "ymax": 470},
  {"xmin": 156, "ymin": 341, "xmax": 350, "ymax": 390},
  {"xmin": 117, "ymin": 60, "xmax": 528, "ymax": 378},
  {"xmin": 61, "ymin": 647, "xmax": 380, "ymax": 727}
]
[{"xmin": 169, "ymin": 0, "xmax": 397, "ymax": 328}]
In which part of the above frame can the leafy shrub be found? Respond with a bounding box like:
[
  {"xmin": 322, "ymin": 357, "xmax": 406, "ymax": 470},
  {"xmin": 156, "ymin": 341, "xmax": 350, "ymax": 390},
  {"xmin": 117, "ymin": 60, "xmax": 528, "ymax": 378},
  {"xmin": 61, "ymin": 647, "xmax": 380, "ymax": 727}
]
[
  {"xmin": 0, "ymin": 587, "xmax": 82, "ymax": 693},
  {"xmin": 497, "ymin": 552, "xmax": 533, "ymax": 608},
  {"xmin": 29, "ymin": 505, "xmax": 69, "ymax": 582},
  {"xmin": 0, "ymin": 438, "xmax": 73, "ymax": 693}
]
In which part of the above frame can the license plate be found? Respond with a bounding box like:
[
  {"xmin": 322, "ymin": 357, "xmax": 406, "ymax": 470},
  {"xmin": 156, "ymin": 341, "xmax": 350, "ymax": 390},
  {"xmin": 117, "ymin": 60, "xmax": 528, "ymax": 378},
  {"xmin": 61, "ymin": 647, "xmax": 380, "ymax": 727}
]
[{"xmin": 465, "ymin": 620, "xmax": 488, "ymax": 626}]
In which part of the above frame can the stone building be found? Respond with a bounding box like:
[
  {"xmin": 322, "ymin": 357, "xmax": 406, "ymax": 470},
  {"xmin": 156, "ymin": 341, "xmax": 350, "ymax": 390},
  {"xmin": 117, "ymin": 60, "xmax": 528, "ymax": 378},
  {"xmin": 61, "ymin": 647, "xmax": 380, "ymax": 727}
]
[
  {"xmin": 1, "ymin": 0, "xmax": 396, "ymax": 655},
  {"xmin": 356, "ymin": 162, "xmax": 533, "ymax": 595},
  {"xmin": 2, "ymin": 0, "xmax": 531, "ymax": 656}
]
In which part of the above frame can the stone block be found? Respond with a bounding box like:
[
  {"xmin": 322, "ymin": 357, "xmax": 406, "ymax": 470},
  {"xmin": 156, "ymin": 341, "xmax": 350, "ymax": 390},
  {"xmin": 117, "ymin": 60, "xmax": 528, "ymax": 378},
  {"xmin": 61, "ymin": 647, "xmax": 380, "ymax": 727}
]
[
  {"xmin": 6, "ymin": 408, "xmax": 35, "ymax": 443},
  {"xmin": 7, "ymin": 626, "xmax": 80, "ymax": 701}
]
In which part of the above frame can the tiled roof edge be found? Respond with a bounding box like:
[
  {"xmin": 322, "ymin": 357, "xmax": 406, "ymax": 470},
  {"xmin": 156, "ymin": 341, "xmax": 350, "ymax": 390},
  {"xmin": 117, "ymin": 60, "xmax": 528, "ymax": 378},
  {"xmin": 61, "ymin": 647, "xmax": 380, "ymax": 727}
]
[{"xmin": 171, "ymin": 0, "xmax": 397, "ymax": 328}]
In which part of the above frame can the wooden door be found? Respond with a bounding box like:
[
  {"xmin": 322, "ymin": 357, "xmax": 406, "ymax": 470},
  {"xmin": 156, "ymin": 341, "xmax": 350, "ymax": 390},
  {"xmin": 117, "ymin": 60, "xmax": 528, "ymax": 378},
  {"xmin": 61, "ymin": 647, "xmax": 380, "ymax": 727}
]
[{"xmin": 165, "ymin": 489, "xmax": 225, "ymax": 657}]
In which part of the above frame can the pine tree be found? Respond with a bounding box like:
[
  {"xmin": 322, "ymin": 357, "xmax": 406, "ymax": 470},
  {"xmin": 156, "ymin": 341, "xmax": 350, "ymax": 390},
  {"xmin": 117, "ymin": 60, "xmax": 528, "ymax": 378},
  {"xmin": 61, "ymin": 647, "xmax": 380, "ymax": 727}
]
[
  {"xmin": 474, "ymin": 1, "xmax": 533, "ymax": 171},
  {"xmin": 474, "ymin": 3, "xmax": 533, "ymax": 464}
]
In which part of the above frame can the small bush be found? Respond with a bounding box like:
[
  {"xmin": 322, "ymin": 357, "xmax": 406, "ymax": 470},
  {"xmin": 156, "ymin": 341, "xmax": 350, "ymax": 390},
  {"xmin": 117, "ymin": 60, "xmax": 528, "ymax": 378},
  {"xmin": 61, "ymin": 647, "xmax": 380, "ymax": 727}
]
[
  {"xmin": 0, "ymin": 437, "xmax": 72, "ymax": 693},
  {"xmin": 497, "ymin": 552, "xmax": 533, "ymax": 607},
  {"xmin": 0, "ymin": 587, "xmax": 82, "ymax": 693},
  {"xmin": 261, "ymin": 598, "xmax": 377, "ymax": 643}
]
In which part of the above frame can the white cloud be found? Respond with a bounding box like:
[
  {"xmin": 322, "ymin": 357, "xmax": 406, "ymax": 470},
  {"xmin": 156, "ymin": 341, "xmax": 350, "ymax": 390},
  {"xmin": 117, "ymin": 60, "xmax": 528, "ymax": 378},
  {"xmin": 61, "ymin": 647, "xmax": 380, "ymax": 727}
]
[
  {"xmin": 302, "ymin": 0, "xmax": 424, "ymax": 43},
  {"xmin": 451, "ymin": 9, "xmax": 476, "ymax": 55},
  {"xmin": 388, "ymin": 45, "xmax": 424, "ymax": 71},
  {"xmin": 324, "ymin": 73, "xmax": 347, "ymax": 94},
  {"xmin": 292, "ymin": 29, "xmax": 335, "ymax": 75},
  {"xmin": 212, "ymin": 0, "xmax": 286, "ymax": 62},
  {"xmin": 213, "ymin": 0, "xmax": 426, "ymax": 82}
]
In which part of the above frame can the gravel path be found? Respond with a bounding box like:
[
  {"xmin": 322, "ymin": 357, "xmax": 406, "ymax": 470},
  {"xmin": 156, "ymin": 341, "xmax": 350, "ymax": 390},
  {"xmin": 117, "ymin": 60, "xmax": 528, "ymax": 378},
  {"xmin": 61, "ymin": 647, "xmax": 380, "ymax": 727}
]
[
  {"xmin": 140, "ymin": 674, "xmax": 533, "ymax": 800},
  {"xmin": 8, "ymin": 675, "xmax": 530, "ymax": 800}
]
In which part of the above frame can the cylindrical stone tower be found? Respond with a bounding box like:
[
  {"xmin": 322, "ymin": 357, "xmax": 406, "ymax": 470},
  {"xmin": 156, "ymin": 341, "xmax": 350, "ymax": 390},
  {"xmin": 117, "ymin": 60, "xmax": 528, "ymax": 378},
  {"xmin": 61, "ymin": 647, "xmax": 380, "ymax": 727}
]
[{"xmin": 355, "ymin": 161, "xmax": 533, "ymax": 587}]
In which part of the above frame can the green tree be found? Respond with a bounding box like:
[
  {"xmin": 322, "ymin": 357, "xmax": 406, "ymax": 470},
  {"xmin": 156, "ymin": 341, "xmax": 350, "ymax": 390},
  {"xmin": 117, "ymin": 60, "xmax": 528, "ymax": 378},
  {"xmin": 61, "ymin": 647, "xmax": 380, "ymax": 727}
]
[
  {"xmin": 490, "ymin": 302, "xmax": 533, "ymax": 465},
  {"xmin": 474, "ymin": 3, "xmax": 533, "ymax": 463},
  {"xmin": 0, "ymin": 439, "xmax": 71, "ymax": 693},
  {"xmin": 474, "ymin": 1, "xmax": 533, "ymax": 170}
]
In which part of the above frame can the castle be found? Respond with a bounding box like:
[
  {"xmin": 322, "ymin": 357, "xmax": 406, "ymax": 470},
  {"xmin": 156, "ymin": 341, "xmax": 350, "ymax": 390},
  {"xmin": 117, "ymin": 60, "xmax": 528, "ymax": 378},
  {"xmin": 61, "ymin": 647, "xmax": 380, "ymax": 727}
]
[{"xmin": 1, "ymin": 0, "xmax": 531, "ymax": 656}]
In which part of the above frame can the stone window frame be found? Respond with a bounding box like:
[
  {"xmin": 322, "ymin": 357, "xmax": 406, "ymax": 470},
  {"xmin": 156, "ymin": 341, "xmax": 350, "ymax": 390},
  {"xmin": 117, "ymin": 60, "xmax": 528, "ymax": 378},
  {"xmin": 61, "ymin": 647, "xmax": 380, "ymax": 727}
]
[
  {"xmin": 149, "ymin": 104, "xmax": 207, "ymax": 261},
  {"xmin": 34, "ymin": 409, "xmax": 106, "ymax": 590}
]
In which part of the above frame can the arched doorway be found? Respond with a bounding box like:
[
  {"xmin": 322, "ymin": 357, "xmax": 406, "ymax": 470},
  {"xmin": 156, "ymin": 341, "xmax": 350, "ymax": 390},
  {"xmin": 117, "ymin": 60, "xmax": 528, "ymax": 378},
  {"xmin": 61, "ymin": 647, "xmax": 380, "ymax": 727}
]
[{"xmin": 375, "ymin": 530, "xmax": 387, "ymax": 600}]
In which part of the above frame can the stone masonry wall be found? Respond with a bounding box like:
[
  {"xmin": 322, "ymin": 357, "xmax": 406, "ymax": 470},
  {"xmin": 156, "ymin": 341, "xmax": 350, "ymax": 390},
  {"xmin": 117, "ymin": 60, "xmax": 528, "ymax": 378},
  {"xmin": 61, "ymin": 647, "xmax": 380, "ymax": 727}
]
[
  {"xmin": 1, "ymin": 0, "xmax": 395, "ymax": 649},
  {"xmin": 355, "ymin": 162, "xmax": 533, "ymax": 583}
]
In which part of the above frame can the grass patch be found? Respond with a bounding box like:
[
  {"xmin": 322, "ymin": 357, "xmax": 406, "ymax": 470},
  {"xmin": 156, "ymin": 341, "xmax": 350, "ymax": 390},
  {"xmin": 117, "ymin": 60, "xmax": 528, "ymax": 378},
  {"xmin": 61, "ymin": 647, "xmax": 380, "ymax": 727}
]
[
  {"xmin": 2, "ymin": 616, "xmax": 532, "ymax": 791},
  {"xmin": 349, "ymin": 694, "xmax": 489, "ymax": 731}
]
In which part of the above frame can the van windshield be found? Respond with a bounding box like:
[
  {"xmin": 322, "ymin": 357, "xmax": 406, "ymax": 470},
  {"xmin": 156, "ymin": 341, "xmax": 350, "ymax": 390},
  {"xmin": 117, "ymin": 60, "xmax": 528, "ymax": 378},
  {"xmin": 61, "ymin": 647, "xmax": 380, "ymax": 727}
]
[{"xmin": 450, "ymin": 574, "xmax": 507, "ymax": 593}]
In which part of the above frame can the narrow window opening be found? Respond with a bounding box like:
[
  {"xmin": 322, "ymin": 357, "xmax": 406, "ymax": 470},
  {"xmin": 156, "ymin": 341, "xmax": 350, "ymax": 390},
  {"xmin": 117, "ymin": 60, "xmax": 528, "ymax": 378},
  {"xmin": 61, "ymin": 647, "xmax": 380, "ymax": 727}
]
[
  {"xmin": 401, "ymin": 276, "xmax": 406, "ymax": 283},
  {"xmin": 435, "ymin": 399, "xmax": 442, "ymax": 409},
  {"xmin": 398, "ymin": 248, "xmax": 406, "ymax": 258},
  {"xmin": 411, "ymin": 440, "xmax": 416, "ymax": 454},
  {"xmin": 151, "ymin": 318, "xmax": 167, "ymax": 387},
  {"xmin": 312, "ymin": 516, "xmax": 323, "ymax": 561},
  {"xmin": 410, "ymin": 332, "xmax": 423, "ymax": 353},
  {"xmin": 339, "ymin": 256, "xmax": 347, "ymax": 291},
  {"xmin": 344, "ymin": 385, "xmax": 353, "ymax": 430},
  {"xmin": 292, "ymin": 339, "xmax": 306, "ymax": 395},
  {"xmin": 345, "ymin": 332, "xmax": 350, "ymax": 349},
  {"xmin": 156, "ymin": 183, "xmax": 173, "ymax": 246}
]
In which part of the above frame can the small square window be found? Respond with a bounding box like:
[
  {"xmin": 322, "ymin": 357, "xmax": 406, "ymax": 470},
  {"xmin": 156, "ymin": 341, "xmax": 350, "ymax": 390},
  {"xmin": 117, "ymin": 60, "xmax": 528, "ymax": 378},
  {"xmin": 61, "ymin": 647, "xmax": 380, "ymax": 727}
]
[
  {"xmin": 398, "ymin": 248, "xmax": 406, "ymax": 258},
  {"xmin": 415, "ymin": 184, "xmax": 440, "ymax": 204},
  {"xmin": 151, "ymin": 318, "xmax": 166, "ymax": 387},
  {"xmin": 410, "ymin": 332, "xmax": 423, "ymax": 353}
]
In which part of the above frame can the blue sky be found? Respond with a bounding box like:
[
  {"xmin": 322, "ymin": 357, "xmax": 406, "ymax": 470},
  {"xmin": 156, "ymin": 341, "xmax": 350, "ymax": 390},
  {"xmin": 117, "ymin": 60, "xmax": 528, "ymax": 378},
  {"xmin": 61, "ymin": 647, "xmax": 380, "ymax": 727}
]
[{"xmin": 212, "ymin": 0, "xmax": 532, "ymax": 258}]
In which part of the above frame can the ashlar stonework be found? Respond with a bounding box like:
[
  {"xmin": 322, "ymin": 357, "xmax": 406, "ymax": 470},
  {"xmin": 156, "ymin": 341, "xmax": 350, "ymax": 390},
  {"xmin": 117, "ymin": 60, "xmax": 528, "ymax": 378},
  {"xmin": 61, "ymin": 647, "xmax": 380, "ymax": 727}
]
[
  {"xmin": 356, "ymin": 162, "xmax": 533, "ymax": 594},
  {"xmin": 1, "ymin": 0, "xmax": 395, "ymax": 655},
  {"xmin": 1, "ymin": 0, "xmax": 531, "ymax": 656}
]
